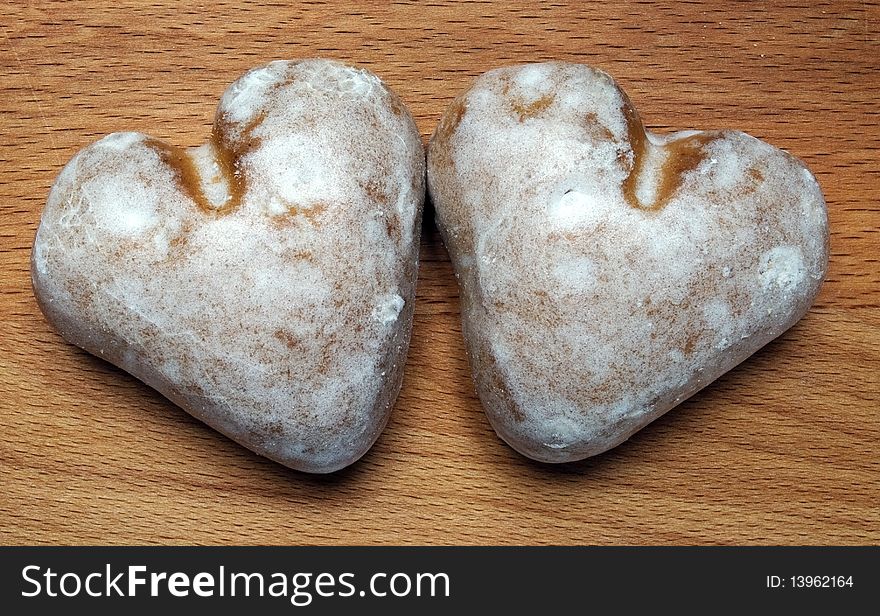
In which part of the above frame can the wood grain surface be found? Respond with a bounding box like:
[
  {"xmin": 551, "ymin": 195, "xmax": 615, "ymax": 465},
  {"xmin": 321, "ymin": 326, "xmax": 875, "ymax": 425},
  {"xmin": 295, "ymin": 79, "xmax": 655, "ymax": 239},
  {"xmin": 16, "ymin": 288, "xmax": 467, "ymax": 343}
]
[{"xmin": 1, "ymin": 1, "xmax": 877, "ymax": 545}]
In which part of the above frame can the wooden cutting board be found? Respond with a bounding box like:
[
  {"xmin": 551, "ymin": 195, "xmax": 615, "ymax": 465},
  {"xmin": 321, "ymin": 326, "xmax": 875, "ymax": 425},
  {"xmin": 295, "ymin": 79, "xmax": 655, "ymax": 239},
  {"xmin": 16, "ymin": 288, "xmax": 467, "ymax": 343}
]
[{"xmin": 1, "ymin": 0, "xmax": 877, "ymax": 545}]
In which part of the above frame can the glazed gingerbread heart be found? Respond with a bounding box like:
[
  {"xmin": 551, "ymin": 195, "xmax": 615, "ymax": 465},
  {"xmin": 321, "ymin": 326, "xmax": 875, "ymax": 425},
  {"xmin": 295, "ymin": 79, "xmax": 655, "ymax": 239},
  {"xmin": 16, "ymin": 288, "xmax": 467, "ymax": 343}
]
[
  {"xmin": 428, "ymin": 62, "xmax": 828, "ymax": 463},
  {"xmin": 32, "ymin": 59, "xmax": 425, "ymax": 473}
]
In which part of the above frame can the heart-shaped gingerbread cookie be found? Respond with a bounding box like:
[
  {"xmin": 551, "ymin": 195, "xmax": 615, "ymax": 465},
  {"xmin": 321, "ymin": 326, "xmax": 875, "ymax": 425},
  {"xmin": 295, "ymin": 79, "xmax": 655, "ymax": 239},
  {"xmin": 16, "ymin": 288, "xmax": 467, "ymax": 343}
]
[
  {"xmin": 32, "ymin": 59, "xmax": 425, "ymax": 473},
  {"xmin": 428, "ymin": 62, "xmax": 828, "ymax": 463}
]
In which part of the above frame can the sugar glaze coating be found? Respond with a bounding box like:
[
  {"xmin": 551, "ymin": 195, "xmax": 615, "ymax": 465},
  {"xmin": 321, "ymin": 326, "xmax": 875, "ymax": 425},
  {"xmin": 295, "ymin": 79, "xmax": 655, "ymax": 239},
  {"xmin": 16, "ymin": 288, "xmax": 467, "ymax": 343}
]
[
  {"xmin": 428, "ymin": 62, "xmax": 828, "ymax": 463},
  {"xmin": 32, "ymin": 59, "xmax": 425, "ymax": 473}
]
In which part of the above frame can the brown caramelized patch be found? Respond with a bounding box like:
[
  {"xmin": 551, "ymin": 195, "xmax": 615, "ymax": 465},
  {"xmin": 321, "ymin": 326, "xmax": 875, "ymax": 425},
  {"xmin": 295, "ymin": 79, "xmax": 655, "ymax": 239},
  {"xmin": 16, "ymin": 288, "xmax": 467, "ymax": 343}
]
[
  {"xmin": 748, "ymin": 168, "xmax": 764, "ymax": 183},
  {"xmin": 164, "ymin": 219, "xmax": 195, "ymax": 262},
  {"xmin": 301, "ymin": 202, "xmax": 328, "ymax": 223},
  {"xmin": 683, "ymin": 336, "xmax": 697, "ymax": 356},
  {"xmin": 143, "ymin": 138, "xmax": 215, "ymax": 211},
  {"xmin": 273, "ymin": 329, "xmax": 301, "ymax": 349},
  {"xmin": 316, "ymin": 345, "xmax": 334, "ymax": 375},
  {"xmin": 144, "ymin": 111, "xmax": 265, "ymax": 217},
  {"xmin": 290, "ymin": 249, "xmax": 313, "ymax": 261},
  {"xmin": 361, "ymin": 179, "xmax": 403, "ymax": 241},
  {"xmin": 582, "ymin": 112, "xmax": 615, "ymax": 141},
  {"xmin": 363, "ymin": 180, "xmax": 389, "ymax": 206},
  {"xmin": 389, "ymin": 95, "xmax": 405, "ymax": 117},
  {"xmin": 434, "ymin": 96, "xmax": 468, "ymax": 146},
  {"xmin": 430, "ymin": 95, "xmax": 469, "ymax": 175},
  {"xmin": 618, "ymin": 96, "xmax": 649, "ymax": 209},
  {"xmin": 619, "ymin": 94, "xmax": 717, "ymax": 211},
  {"xmin": 270, "ymin": 202, "xmax": 329, "ymax": 229},
  {"xmin": 656, "ymin": 133, "xmax": 717, "ymax": 208},
  {"xmin": 511, "ymin": 94, "xmax": 555, "ymax": 122},
  {"xmin": 270, "ymin": 211, "xmax": 297, "ymax": 229},
  {"xmin": 384, "ymin": 212, "xmax": 401, "ymax": 241},
  {"xmin": 265, "ymin": 421, "xmax": 285, "ymax": 437}
]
